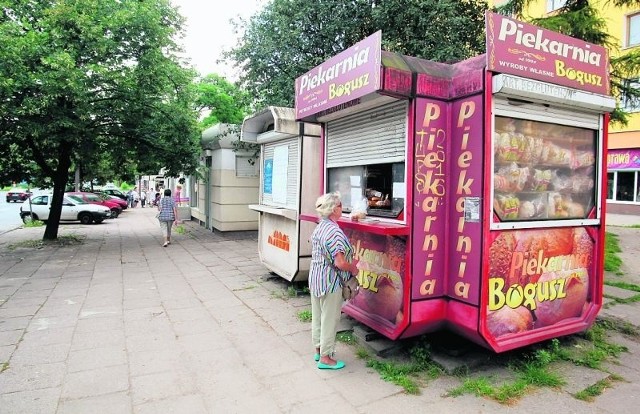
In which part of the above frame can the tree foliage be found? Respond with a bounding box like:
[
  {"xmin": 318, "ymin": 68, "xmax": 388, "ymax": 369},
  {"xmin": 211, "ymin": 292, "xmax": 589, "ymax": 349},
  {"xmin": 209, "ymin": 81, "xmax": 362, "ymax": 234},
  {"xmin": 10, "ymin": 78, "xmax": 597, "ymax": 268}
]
[
  {"xmin": 496, "ymin": 0, "xmax": 640, "ymax": 124},
  {"xmin": 223, "ymin": 0, "xmax": 487, "ymax": 108},
  {"xmin": 0, "ymin": 0, "xmax": 201, "ymax": 239},
  {"xmin": 195, "ymin": 74, "xmax": 251, "ymax": 129}
]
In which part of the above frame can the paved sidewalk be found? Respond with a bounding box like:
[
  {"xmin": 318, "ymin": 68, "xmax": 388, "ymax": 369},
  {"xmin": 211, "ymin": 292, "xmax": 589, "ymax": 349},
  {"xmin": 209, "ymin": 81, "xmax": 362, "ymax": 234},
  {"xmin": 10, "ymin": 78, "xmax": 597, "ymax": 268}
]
[{"xmin": 0, "ymin": 207, "xmax": 639, "ymax": 413}]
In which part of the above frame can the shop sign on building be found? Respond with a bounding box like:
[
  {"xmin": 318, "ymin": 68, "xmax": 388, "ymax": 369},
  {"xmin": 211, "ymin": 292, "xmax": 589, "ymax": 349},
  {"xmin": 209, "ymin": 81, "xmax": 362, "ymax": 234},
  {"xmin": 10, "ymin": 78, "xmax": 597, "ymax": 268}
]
[
  {"xmin": 486, "ymin": 11, "xmax": 609, "ymax": 95},
  {"xmin": 607, "ymin": 149, "xmax": 640, "ymax": 169},
  {"xmin": 295, "ymin": 31, "xmax": 382, "ymax": 119}
]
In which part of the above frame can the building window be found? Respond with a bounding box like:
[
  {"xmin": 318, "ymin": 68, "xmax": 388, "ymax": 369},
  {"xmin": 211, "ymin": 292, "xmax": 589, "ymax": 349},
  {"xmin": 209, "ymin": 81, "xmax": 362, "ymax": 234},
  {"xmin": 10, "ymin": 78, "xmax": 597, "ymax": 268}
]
[
  {"xmin": 628, "ymin": 13, "xmax": 640, "ymax": 47},
  {"xmin": 607, "ymin": 171, "xmax": 640, "ymax": 202},
  {"xmin": 235, "ymin": 156, "xmax": 258, "ymax": 178},
  {"xmin": 622, "ymin": 79, "xmax": 640, "ymax": 112},
  {"xmin": 547, "ymin": 0, "xmax": 567, "ymax": 12},
  {"xmin": 617, "ymin": 171, "xmax": 635, "ymax": 201}
]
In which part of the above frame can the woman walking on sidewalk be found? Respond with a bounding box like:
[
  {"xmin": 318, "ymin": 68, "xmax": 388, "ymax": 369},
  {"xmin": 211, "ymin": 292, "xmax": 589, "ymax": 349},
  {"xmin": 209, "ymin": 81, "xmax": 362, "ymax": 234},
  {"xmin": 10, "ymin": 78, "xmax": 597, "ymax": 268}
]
[{"xmin": 157, "ymin": 188, "xmax": 178, "ymax": 247}]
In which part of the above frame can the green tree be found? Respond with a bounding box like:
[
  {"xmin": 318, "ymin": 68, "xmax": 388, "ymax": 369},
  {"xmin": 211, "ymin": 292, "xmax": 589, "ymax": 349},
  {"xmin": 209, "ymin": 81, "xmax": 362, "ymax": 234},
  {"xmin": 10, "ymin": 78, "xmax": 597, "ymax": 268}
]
[
  {"xmin": 195, "ymin": 73, "xmax": 251, "ymax": 129},
  {"xmin": 223, "ymin": 0, "xmax": 487, "ymax": 108},
  {"xmin": 0, "ymin": 0, "xmax": 201, "ymax": 239},
  {"xmin": 496, "ymin": 0, "xmax": 640, "ymax": 124}
]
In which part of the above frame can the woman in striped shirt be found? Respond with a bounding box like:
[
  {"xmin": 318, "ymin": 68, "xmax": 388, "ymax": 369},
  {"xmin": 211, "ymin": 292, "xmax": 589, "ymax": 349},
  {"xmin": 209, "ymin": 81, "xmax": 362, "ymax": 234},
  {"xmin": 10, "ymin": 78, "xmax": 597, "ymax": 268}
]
[
  {"xmin": 157, "ymin": 188, "xmax": 178, "ymax": 247},
  {"xmin": 310, "ymin": 192, "xmax": 359, "ymax": 370}
]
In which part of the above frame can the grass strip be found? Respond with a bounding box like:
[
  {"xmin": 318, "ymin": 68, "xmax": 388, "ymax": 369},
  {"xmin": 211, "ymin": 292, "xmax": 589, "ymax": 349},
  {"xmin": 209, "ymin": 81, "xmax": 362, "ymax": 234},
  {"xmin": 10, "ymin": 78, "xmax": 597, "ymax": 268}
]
[{"xmin": 604, "ymin": 232, "xmax": 623, "ymax": 274}]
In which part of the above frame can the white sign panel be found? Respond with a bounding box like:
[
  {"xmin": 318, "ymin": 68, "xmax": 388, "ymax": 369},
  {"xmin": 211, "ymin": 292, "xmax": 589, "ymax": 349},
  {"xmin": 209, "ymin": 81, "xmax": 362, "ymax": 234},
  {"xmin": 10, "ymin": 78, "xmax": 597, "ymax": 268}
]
[{"xmin": 272, "ymin": 145, "xmax": 289, "ymax": 204}]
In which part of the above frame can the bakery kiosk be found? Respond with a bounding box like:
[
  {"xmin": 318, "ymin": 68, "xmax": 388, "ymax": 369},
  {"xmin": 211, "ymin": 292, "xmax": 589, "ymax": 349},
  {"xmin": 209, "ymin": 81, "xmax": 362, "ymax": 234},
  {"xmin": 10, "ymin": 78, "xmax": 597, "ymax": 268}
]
[{"xmin": 297, "ymin": 13, "xmax": 615, "ymax": 352}]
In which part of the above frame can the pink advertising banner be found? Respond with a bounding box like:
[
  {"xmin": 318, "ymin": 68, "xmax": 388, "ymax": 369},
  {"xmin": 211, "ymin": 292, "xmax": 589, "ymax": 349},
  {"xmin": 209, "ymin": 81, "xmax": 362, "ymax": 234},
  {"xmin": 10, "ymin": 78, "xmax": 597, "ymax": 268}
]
[
  {"xmin": 486, "ymin": 11, "xmax": 609, "ymax": 95},
  {"xmin": 294, "ymin": 31, "xmax": 382, "ymax": 120},
  {"xmin": 607, "ymin": 149, "xmax": 640, "ymax": 169},
  {"xmin": 486, "ymin": 228, "xmax": 594, "ymax": 339},
  {"xmin": 447, "ymin": 94, "xmax": 484, "ymax": 306},
  {"xmin": 411, "ymin": 98, "xmax": 448, "ymax": 300},
  {"xmin": 343, "ymin": 229, "xmax": 406, "ymax": 328}
]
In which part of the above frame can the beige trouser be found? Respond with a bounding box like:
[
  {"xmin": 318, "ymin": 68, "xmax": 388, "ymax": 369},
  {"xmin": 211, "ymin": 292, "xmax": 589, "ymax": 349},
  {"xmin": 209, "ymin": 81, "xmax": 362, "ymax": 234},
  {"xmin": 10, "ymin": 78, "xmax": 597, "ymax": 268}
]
[
  {"xmin": 160, "ymin": 220, "xmax": 173, "ymax": 239},
  {"xmin": 311, "ymin": 289, "xmax": 343, "ymax": 357}
]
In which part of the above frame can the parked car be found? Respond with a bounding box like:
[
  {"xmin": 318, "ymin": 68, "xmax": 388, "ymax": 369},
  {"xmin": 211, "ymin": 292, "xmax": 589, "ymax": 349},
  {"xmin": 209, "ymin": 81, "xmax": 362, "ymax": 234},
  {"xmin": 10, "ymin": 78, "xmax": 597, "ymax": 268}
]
[
  {"xmin": 66, "ymin": 192, "xmax": 122, "ymax": 218},
  {"xmin": 95, "ymin": 192, "xmax": 128, "ymax": 210},
  {"xmin": 6, "ymin": 188, "xmax": 31, "ymax": 203},
  {"xmin": 20, "ymin": 194, "xmax": 111, "ymax": 224},
  {"xmin": 101, "ymin": 188, "xmax": 128, "ymax": 201}
]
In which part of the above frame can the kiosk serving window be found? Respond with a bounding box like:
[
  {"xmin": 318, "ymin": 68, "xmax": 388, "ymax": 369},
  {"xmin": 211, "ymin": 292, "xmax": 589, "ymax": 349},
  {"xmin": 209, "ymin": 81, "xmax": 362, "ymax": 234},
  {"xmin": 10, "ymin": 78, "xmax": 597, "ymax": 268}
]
[
  {"xmin": 328, "ymin": 162, "xmax": 405, "ymax": 218},
  {"xmin": 325, "ymin": 101, "xmax": 408, "ymax": 220},
  {"xmin": 493, "ymin": 116, "xmax": 597, "ymax": 222}
]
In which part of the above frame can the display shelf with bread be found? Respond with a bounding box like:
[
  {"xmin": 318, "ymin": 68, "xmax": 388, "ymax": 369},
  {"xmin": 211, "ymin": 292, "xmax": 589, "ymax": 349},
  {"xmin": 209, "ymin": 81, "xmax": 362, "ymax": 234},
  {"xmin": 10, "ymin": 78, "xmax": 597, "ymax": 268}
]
[{"xmin": 492, "ymin": 116, "xmax": 596, "ymax": 222}]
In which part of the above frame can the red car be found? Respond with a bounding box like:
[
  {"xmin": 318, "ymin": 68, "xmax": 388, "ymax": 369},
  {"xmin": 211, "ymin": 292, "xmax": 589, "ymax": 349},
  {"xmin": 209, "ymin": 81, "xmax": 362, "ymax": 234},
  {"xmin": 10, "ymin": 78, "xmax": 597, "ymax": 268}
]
[
  {"xmin": 65, "ymin": 192, "xmax": 123, "ymax": 218},
  {"xmin": 6, "ymin": 188, "xmax": 31, "ymax": 203},
  {"xmin": 95, "ymin": 192, "xmax": 128, "ymax": 210}
]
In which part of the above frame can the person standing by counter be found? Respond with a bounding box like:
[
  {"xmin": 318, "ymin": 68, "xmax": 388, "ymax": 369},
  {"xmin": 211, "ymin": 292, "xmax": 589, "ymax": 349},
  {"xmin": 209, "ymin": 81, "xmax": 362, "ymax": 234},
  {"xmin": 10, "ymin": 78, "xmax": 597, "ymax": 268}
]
[{"xmin": 309, "ymin": 192, "xmax": 359, "ymax": 370}]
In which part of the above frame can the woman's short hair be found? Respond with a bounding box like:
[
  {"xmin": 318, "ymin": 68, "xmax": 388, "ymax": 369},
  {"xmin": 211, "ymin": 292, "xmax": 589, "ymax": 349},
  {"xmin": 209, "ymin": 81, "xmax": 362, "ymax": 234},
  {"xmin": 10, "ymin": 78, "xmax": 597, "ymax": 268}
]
[
  {"xmin": 164, "ymin": 189, "xmax": 171, "ymax": 196},
  {"xmin": 315, "ymin": 192, "xmax": 341, "ymax": 218}
]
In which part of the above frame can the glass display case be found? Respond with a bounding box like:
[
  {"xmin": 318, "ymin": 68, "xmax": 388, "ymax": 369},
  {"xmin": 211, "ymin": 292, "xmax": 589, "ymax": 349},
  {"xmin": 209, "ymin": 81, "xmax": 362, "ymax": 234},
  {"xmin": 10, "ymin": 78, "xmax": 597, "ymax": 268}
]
[
  {"xmin": 492, "ymin": 116, "xmax": 597, "ymax": 223},
  {"xmin": 327, "ymin": 162, "xmax": 405, "ymax": 219}
]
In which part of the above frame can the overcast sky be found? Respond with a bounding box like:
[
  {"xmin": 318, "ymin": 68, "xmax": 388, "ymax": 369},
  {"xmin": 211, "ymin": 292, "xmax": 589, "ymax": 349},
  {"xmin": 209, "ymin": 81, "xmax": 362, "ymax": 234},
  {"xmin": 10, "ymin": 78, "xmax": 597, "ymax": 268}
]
[{"xmin": 171, "ymin": 0, "xmax": 266, "ymax": 79}]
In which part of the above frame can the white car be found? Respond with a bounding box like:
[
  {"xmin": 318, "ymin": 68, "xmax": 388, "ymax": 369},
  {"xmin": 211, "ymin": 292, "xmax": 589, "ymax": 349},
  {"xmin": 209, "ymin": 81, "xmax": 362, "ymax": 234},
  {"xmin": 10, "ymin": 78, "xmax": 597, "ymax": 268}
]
[{"xmin": 19, "ymin": 194, "xmax": 112, "ymax": 224}]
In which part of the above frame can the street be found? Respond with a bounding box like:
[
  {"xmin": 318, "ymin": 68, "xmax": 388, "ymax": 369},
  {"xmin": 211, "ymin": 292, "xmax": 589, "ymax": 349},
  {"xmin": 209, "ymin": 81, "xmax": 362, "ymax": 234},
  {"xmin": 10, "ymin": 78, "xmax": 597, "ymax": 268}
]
[{"xmin": 0, "ymin": 192, "xmax": 25, "ymax": 235}]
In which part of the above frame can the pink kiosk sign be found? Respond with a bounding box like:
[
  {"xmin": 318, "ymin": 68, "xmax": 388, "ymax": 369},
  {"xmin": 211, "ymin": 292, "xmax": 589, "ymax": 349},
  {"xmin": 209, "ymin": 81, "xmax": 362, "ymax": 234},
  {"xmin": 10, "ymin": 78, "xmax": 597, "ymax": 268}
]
[
  {"xmin": 294, "ymin": 31, "xmax": 382, "ymax": 119},
  {"xmin": 486, "ymin": 11, "xmax": 609, "ymax": 95}
]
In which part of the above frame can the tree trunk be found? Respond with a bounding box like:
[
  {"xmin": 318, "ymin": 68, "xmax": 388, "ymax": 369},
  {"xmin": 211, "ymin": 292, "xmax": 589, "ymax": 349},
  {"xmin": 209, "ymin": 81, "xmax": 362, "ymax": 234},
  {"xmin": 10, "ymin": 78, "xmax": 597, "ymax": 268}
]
[{"xmin": 43, "ymin": 141, "xmax": 73, "ymax": 240}]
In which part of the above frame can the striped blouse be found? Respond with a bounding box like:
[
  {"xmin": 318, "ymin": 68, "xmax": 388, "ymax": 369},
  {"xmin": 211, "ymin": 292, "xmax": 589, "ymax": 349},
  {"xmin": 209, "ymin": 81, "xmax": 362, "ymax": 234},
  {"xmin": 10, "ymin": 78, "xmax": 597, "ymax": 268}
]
[{"xmin": 309, "ymin": 218, "xmax": 354, "ymax": 297}]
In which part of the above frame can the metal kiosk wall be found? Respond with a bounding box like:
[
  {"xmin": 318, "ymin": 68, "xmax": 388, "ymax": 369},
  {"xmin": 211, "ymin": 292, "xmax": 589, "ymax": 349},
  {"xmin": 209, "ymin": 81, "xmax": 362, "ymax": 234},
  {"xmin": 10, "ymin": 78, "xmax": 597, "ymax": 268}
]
[{"xmin": 241, "ymin": 107, "xmax": 321, "ymax": 282}]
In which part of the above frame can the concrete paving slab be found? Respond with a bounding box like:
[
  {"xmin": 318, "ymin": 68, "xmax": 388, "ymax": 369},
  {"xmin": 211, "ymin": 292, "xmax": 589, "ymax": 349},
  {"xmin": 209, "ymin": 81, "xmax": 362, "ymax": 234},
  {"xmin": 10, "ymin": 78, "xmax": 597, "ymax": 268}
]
[
  {"xmin": 61, "ymin": 365, "xmax": 129, "ymax": 399},
  {"xmin": 0, "ymin": 387, "xmax": 61, "ymax": 414},
  {"xmin": 604, "ymin": 284, "xmax": 640, "ymax": 300},
  {"xmin": 57, "ymin": 391, "xmax": 132, "ymax": 414},
  {"xmin": 0, "ymin": 316, "xmax": 30, "ymax": 332},
  {"xmin": 0, "ymin": 362, "xmax": 66, "ymax": 393},
  {"xmin": 130, "ymin": 370, "xmax": 197, "ymax": 406},
  {"xmin": 66, "ymin": 345, "xmax": 127, "ymax": 372},
  {"xmin": 27, "ymin": 315, "xmax": 78, "ymax": 331},
  {"xmin": 0, "ymin": 306, "xmax": 40, "ymax": 319},
  {"xmin": 125, "ymin": 332, "xmax": 177, "ymax": 353},
  {"xmin": 175, "ymin": 331, "xmax": 233, "ymax": 354},
  {"xmin": 601, "ymin": 303, "xmax": 640, "ymax": 326},
  {"xmin": 20, "ymin": 326, "xmax": 74, "ymax": 346},
  {"xmin": 591, "ymin": 381, "xmax": 640, "ymax": 413},
  {"xmin": 10, "ymin": 342, "xmax": 70, "ymax": 365},
  {"xmin": 504, "ymin": 387, "xmax": 601, "ymax": 413},
  {"xmin": 204, "ymin": 390, "xmax": 283, "ymax": 414},
  {"xmin": 552, "ymin": 361, "xmax": 611, "ymax": 395},
  {"xmin": 0, "ymin": 344, "xmax": 14, "ymax": 363},
  {"xmin": 134, "ymin": 394, "xmax": 208, "ymax": 414},
  {"xmin": 70, "ymin": 329, "xmax": 125, "ymax": 351},
  {"xmin": 264, "ymin": 369, "xmax": 335, "ymax": 411},
  {"xmin": 0, "ymin": 329, "xmax": 23, "ymax": 346}
]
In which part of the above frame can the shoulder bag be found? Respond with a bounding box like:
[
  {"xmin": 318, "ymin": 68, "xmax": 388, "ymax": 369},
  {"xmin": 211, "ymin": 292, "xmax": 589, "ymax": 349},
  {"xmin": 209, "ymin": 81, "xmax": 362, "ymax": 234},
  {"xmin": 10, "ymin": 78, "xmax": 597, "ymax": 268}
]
[{"xmin": 341, "ymin": 276, "xmax": 360, "ymax": 301}]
